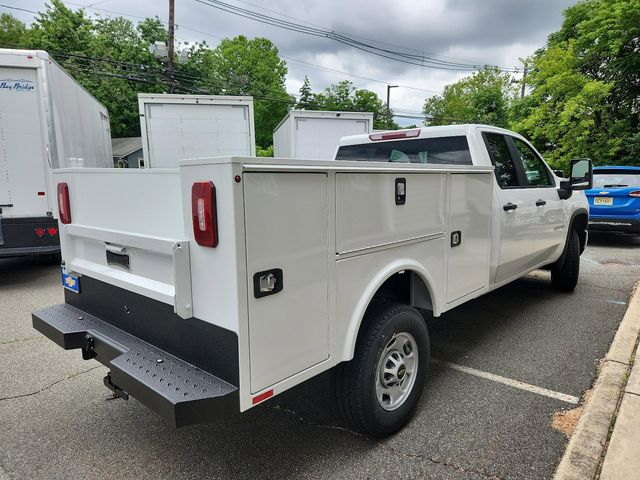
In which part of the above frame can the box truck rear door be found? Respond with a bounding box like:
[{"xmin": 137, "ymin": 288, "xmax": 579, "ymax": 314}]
[
  {"xmin": 295, "ymin": 118, "xmax": 369, "ymax": 160},
  {"xmin": 0, "ymin": 67, "xmax": 48, "ymax": 215},
  {"xmin": 144, "ymin": 103, "xmax": 252, "ymax": 168}
]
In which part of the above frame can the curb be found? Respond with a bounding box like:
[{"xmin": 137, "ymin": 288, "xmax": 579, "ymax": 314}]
[{"xmin": 554, "ymin": 281, "xmax": 640, "ymax": 480}]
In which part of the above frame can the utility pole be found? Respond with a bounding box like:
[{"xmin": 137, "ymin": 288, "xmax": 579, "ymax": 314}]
[
  {"xmin": 386, "ymin": 84, "xmax": 398, "ymax": 128},
  {"xmin": 520, "ymin": 64, "xmax": 527, "ymax": 99},
  {"xmin": 167, "ymin": 0, "xmax": 175, "ymax": 93}
]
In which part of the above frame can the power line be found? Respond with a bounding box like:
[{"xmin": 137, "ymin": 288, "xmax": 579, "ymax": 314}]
[
  {"xmin": 192, "ymin": 0, "xmax": 519, "ymax": 72},
  {"xmin": 282, "ymin": 56, "xmax": 440, "ymax": 94},
  {"xmin": 228, "ymin": 0, "xmax": 508, "ymax": 68},
  {"xmin": 0, "ymin": 3, "xmax": 438, "ymax": 113},
  {"xmin": 1, "ymin": 2, "xmax": 445, "ymax": 96},
  {"xmin": 0, "ymin": 3, "xmax": 37, "ymax": 14}
]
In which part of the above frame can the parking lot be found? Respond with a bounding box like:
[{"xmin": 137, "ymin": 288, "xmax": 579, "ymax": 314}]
[{"xmin": 1, "ymin": 232, "xmax": 638, "ymax": 480}]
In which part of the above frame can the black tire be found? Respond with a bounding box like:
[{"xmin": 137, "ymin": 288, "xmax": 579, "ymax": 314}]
[
  {"xmin": 334, "ymin": 300, "xmax": 429, "ymax": 437},
  {"xmin": 551, "ymin": 229, "xmax": 580, "ymax": 292}
]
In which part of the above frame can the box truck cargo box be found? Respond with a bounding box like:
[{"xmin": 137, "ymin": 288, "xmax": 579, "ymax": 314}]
[
  {"xmin": 273, "ymin": 110, "xmax": 373, "ymax": 160},
  {"xmin": 138, "ymin": 94, "xmax": 256, "ymax": 168},
  {"xmin": 0, "ymin": 49, "xmax": 112, "ymax": 257}
]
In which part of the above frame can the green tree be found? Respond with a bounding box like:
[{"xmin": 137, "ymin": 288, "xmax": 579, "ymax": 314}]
[
  {"xmin": 22, "ymin": 0, "xmax": 93, "ymax": 55},
  {"xmin": 423, "ymin": 66, "xmax": 515, "ymax": 127},
  {"xmin": 510, "ymin": 43, "xmax": 615, "ymax": 170},
  {"xmin": 296, "ymin": 76, "xmax": 314, "ymax": 109},
  {"xmin": 314, "ymin": 80, "xmax": 398, "ymax": 129},
  {"xmin": 81, "ymin": 16, "xmax": 166, "ymax": 136},
  {"xmin": 511, "ymin": 0, "xmax": 640, "ymax": 167},
  {"xmin": 204, "ymin": 35, "xmax": 291, "ymax": 148},
  {"xmin": 0, "ymin": 14, "xmax": 27, "ymax": 48}
]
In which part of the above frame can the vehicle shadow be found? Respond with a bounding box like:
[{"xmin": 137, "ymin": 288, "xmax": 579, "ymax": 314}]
[
  {"xmin": 16, "ymin": 274, "xmax": 573, "ymax": 480},
  {"xmin": 142, "ymin": 275, "xmax": 560, "ymax": 479},
  {"xmin": 0, "ymin": 255, "xmax": 61, "ymax": 287},
  {"xmin": 587, "ymin": 231, "xmax": 640, "ymax": 249}
]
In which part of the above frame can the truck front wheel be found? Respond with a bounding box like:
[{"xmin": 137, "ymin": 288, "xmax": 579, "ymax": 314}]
[
  {"xmin": 335, "ymin": 300, "xmax": 429, "ymax": 437},
  {"xmin": 551, "ymin": 229, "xmax": 580, "ymax": 292}
]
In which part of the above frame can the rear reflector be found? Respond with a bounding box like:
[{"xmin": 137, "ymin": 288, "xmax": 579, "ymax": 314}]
[
  {"xmin": 629, "ymin": 191, "xmax": 640, "ymax": 198},
  {"xmin": 47, "ymin": 226, "xmax": 58, "ymax": 237},
  {"xmin": 252, "ymin": 389, "xmax": 274, "ymax": 405},
  {"xmin": 37, "ymin": 191, "xmax": 45, "ymax": 196},
  {"xmin": 369, "ymin": 128, "xmax": 421, "ymax": 141},
  {"xmin": 191, "ymin": 181, "xmax": 218, "ymax": 247},
  {"xmin": 57, "ymin": 183, "xmax": 71, "ymax": 224},
  {"xmin": 35, "ymin": 228, "xmax": 45, "ymax": 237}
]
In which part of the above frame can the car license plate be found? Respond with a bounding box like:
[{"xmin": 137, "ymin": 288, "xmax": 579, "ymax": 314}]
[
  {"xmin": 594, "ymin": 197, "xmax": 613, "ymax": 206},
  {"xmin": 61, "ymin": 269, "xmax": 80, "ymax": 293}
]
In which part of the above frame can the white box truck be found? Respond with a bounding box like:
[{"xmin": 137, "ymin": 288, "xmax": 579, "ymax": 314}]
[
  {"xmin": 33, "ymin": 125, "xmax": 592, "ymax": 437},
  {"xmin": 0, "ymin": 49, "xmax": 112, "ymax": 257},
  {"xmin": 273, "ymin": 110, "xmax": 373, "ymax": 160},
  {"xmin": 138, "ymin": 94, "xmax": 255, "ymax": 168}
]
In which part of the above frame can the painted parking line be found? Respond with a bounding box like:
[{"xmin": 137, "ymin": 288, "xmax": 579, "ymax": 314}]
[{"xmin": 432, "ymin": 359, "xmax": 580, "ymax": 405}]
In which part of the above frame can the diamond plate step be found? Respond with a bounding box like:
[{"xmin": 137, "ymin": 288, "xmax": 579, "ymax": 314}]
[{"xmin": 33, "ymin": 303, "xmax": 238, "ymax": 427}]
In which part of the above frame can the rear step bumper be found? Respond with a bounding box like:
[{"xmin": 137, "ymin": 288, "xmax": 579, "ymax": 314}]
[{"xmin": 32, "ymin": 303, "xmax": 238, "ymax": 427}]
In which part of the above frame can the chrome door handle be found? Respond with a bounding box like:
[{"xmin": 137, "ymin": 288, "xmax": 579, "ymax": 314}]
[
  {"xmin": 535, "ymin": 199, "xmax": 547, "ymax": 207},
  {"xmin": 503, "ymin": 202, "xmax": 518, "ymax": 211}
]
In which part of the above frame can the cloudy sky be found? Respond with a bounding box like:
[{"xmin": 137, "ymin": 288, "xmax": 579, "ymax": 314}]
[{"xmin": 5, "ymin": 0, "xmax": 578, "ymax": 124}]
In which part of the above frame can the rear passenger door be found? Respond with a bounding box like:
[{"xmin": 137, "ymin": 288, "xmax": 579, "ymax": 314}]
[{"xmin": 483, "ymin": 132, "xmax": 564, "ymax": 283}]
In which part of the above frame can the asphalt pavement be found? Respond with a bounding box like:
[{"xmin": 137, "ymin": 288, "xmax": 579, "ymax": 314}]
[{"xmin": 1, "ymin": 232, "xmax": 639, "ymax": 480}]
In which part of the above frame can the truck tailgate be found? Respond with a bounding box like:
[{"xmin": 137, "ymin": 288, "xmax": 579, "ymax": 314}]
[{"xmin": 54, "ymin": 169, "xmax": 192, "ymax": 317}]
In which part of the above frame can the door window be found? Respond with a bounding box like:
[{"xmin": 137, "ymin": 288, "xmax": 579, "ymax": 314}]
[
  {"xmin": 511, "ymin": 138, "xmax": 552, "ymax": 187},
  {"xmin": 483, "ymin": 133, "xmax": 519, "ymax": 188}
]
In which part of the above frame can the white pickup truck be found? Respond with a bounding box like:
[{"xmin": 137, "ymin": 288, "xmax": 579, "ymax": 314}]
[{"xmin": 33, "ymin": 125, "xmax": 592, "ymax": 437}]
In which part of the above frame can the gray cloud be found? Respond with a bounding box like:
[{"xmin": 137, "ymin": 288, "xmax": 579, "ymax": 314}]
[{"xmin": 6, "ymin": 0, "xmax": 577, "ymax": 123}]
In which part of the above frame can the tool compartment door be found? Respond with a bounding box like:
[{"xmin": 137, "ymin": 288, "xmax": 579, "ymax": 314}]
[
  {"xmin": 244, "ymin": 172, "xmax": 329, "ymax": 393},
  {"xmin": 446, "ymin": 173, "xmax": 492, "ymax": 303}
]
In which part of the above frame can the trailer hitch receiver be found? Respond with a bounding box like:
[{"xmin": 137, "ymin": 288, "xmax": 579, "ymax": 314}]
[{"xmin": 81, "ymin": 334, "xmax": 96, "ymax": 360}]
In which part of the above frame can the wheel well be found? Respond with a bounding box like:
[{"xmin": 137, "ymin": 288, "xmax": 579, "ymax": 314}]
[
  {"xmin": 572, "ymin": 212, "xmax": 588, "ymax": 253},
  {"xmin": 370, "ymin": 270, "xmax": 433, "ymax": 310}
]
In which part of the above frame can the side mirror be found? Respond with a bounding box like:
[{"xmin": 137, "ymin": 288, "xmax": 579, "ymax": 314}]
[
  {"xmin": 558, "ymin": 158, "xmax": 592, "ymax": 199},
  {"xmin": 569, "ymin": 158, "xmax": 593, "ymax": 190}
]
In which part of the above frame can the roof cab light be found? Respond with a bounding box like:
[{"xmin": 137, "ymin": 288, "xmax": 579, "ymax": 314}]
[
  {"xmin": 57, "ymin": 183, "xmax": 71, "ymax": 224},
  {"xmin": 191, "ymin": 181, "xmax": 218, "ymax": 247},
  {"xmin": 629, "ymin": 191, "xmax": 640, "ymax": 198},
  {"xmin": 369, "ymin": 128, "xmax": 421, "ymax": 141}
]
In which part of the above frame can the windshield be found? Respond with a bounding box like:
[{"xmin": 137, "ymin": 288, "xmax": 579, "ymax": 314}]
[
  {"xmin": 592, "ymin": 171, "xmax": 640, "ymax": 188},
  {"xmin": 335, "ymin": 136, "xmax": 472, "ymax": 165}
]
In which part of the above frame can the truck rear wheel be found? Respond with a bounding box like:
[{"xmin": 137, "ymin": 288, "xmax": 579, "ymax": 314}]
[
  {"xmin": 551, "ymin": 229, "xmax": 580, "ymax": 292},
  {"xmin": 335, "ymin": 300, "xmax": 429, "ymax": 437}
]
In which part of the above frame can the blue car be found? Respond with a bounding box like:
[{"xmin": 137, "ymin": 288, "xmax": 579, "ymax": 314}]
[{"xmin": 586, "ymin": 166, "xmax": 640, "ymax": 234}]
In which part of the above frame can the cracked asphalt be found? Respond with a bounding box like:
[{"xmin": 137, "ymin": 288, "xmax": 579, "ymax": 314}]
[{"xmin": 1, "ymin": 232, "xmax": 639, "ymax": 480}]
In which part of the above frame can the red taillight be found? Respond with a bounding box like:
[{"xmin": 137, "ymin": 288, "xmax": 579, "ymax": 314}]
[
  {"xmin": 369, "ymin": 128, "xmax": 421, "ymax": 141},
  {"xmin": 34, "ymin": 228, "xmax": 45, "ymax": 237},
  {"xmin": 191, "ymin": 181, "xmax": 218, "ymax": 247},
  {"xmin": 57, "ymin": 183, "xmax": 71, "ymax": 224},
  {"xmin": 47, "ymin": 226, "xmax": 58, "ymax": 236},
  {"xmin": 629, "ymin": 191, "xmax": 640, "ymax": 198}
]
